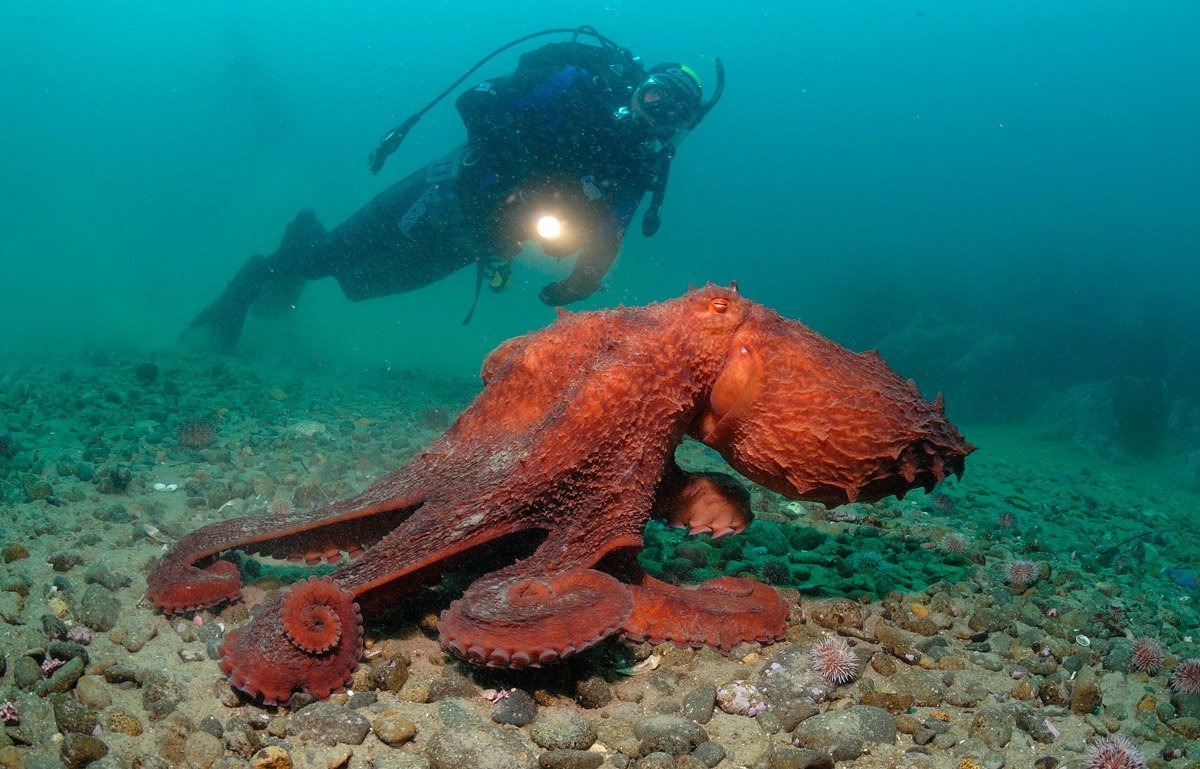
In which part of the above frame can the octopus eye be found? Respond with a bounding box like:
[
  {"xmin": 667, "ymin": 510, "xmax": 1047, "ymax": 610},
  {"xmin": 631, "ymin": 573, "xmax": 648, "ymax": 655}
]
[{"xmin": 710, "ymin": 299, "xmax": 729, "ymax": 313}]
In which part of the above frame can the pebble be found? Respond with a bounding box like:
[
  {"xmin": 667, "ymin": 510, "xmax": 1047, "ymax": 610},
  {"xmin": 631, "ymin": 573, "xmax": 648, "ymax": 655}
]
[
  {"xmin": 369, "ymin": 750, "xmax": 433, "ymax": 769},
  {"xmin": 632, "ymin": 714, "xmax": 708, "ymax": 756},
  {"xmin": 574, "ymin": 674, "xmax": 612, "ymax": 708},
  {"xmin": 872, "ymin": 620, "xmax": 923, "ymax": 661},
  {"xmin": 3, "ymin": 573, "xmax": 31, "ymax": 597},
  {"xmin": 60, "ymin": 733, "xmax": 109, "ymax": 769},
  {"xmin": 199, "ymin": 714, "xmax": 224, "ymax": 738},
  {"xmin": 791, "ymin": 705, "xmax": 896, "ymax": 758},
  {"xmin": 775, "ymin": 698, "xmax": 819, "ymax": 732},
  {"xmin": 491, "ymin": 688, "xmax": 538, "ymax": 726},
  {"xmin": 184, "ymin": 730, "xmax": 225, "ymax": 769},
  {"xmin": 287, "ymin": 702, "xmax": 370, "ymax": 745},
  {"xmin": 756, "ymin": 711, "xmax": 782, "ymax": 734},
  {"xmin": 178, "ymin": 642, "xmax": 208, "ymax": 662},
  {"xmin": 49, "ymin": 639, "xmax": 90, "ymax": 665},
  {"xmin": 716, "ymin": 680, "xmax": 765, "ymax": 718},
  {"xmin": 2, "ymin": 543, "xmax": 29, "ymax": 562},
  {"xmin": 807, "ymin": 598, "xmax": 866, "ymax": 630},
  {"xmin": 969, "ymin": 707, "xmax": 1013, "ymax": 749},
  {"xmin": 1070, "ymin": 680, "xmax": 1102, "ymax": 714},
  {"xmin": 859, "ymin": 691, "xmax": 914, "ymax": 714},
  {"xmin": 755, "ymin": 648, "xmax": 831, "ymax": 708},
  {"xmin": 372, "ymin": 710, "xmax": 418, "ymax": 745},
  {"xmin": 78, "ymin": 583, "xmax": 121, "ymax": 632},
  {"xmin": 252, "ymin": 745, "xmax": 293, "ymax": 769},
  {"xmin": 222, "ymin": 717, "xmax": 261, "ymax": 757},
  {"xmin": 141, "ymin": 669, "xmax": 185, "ymax": 720},
  {"xmin": 373, "ymin": 659, "xmax": 410, "ymax": 694},
  {"xmin": 53, "ymin": 695, "xmax": 100, "ymax": 735},
  {"xmin": 426, "ymin": 717, "xmax": 539, "ymax": 769},
  {"xmin": 111, "ymin": 615, "xmax": 158, "ymax": 652},
  {"xmin": 10, "ymin": 654, "xmax": 39, "ymax": 689},
  {"xmin": 1013, "ymin": 707, "xmax": 1057, "ymax": 743},
  {"xmin": 692, "ymin": 741, "xmax": 727, "ymax": 768},
  {"xmin": 983, "ymin": 751, "xmax": 1007, "ymax": 769},
  {"xmin": 427, "ymin": 669, "xmax": 478, "ymax": 701},
  {"xmin": 885, "ymin": 668, "xmax": 947, "ymax": 707},
  {"xmin": 83, "ymin": 562, "xmax": 132, "ymax": 591},
  {"xmin": 766, "ymin": 746, "xmax": 833, "ymax": 769},
  {"xmin": 1168, "ymin": 716, "xmax": 1200, "ymax": 739},
  {"xmin": 101, "ymin": 662, "xmax": 141, "ymax": 684},
  {"xmin": 537, "ymin": 749, "xmax": 603, "ymax": 769},
  {"xmin": 47, "ymin": 552, "xmax": 83, "ymax": 572},
  {"xmin": 680, "ymin": 684, "xmax": 717, "ymax": 724},
  {"xmin": 530, "ymin": 707, "xmax": 597, "ymax": 751},
  {"xmin": 40, "ymin": 654, "xmax": 86, "ymax": 694},
  {"xmin": 595, "ymin": 717, "xmax": 640, "ymax": 757},
  {"xmin": 266, "ymin": 715, "xmax": 288, "ymax": 738},
  {"xmin": 0, "ymin": 592, "xmax": 23, "ymax": 624},
  {"xmin": 101, "ymin": 706, "xmax": 144, "ymax": 736},
  {"xmin": 631, "ymin": 753, "xmax": 675, "ymax": 769}
]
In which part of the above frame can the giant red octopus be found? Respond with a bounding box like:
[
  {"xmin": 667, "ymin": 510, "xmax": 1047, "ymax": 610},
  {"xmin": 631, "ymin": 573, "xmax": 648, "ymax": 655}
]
[{"xmin": 147, "ymin": 284, "xmax": 974, "ymax": 705}]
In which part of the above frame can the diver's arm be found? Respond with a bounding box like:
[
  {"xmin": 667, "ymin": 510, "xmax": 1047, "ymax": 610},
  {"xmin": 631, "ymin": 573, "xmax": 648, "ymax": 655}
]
[
  {"xmin": 538, "ymin": 233, "xmax": 620, "ymax": 306},
  {"xmin": 538, "ymin": 198, "xmax": 636, "ymax": 305}
]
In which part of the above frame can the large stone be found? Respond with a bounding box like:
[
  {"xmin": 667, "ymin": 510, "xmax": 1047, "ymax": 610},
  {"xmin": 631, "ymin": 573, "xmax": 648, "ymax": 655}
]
[
  {"xmin": 632, "ymin": 714, "xmax": 708, "ymax": 756},
  {"xmin": 287, "ymin": 702, "xmax": 370, "ymax": 746},
  {"xmin": 530, "ymin": 708, "xmax": 597, "ymax": 751},
  {"xmin": 791, "ymin": 705, "xmax": 896, "ymax": 756},
  {"xmin": 79, "ymin": 584, "xmax": 120, "ymax": 632},
  {"xmin": 426, "ymin": 720, "xmax": 538, "ymax": 769}
]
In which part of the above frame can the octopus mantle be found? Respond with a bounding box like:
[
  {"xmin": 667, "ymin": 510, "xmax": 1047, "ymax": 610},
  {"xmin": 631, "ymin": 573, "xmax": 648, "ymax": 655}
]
[{"xmin": 147, "ymin": 284, "xmax": 973, "ymax": 704}]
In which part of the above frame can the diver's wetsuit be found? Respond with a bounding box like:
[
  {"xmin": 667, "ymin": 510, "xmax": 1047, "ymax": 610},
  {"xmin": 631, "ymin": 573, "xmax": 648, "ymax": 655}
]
[{"xmin": 185, "ymin": 41, "xmax": 666, "ymax": 349}]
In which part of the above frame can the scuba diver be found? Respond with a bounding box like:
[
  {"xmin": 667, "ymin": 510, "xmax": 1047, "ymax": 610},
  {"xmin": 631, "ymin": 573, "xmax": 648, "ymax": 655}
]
[{"xmin": 184, "ymin": 26, "xmax": 724, "ymax": 349}]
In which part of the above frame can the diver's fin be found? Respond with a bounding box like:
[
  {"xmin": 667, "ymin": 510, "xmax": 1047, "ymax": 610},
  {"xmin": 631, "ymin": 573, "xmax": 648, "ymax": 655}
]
[
  {"xmin": 251, "ymin": 273, "xmax": 306, "ymax": 319},
  {"xmin": 251, "ymin": 210, "xmax": 327, "ymax": 319},
  {"xmin": 181, "ymin": 255, "xmax": 272, "ymax": 351},
  {"xmin": 276, "ymin": 209, "xmax": 327, "ymax": 257}
]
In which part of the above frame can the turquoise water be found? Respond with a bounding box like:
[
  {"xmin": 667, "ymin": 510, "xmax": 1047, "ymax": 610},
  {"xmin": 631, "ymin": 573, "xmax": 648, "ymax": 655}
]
[
  {"xmin": 3, "ymin": 1, "xmax": 1198, "ymax": 426},
  {"xmin": 4, "ymin": 6, "xmax": 1200, "ymax": 759}
]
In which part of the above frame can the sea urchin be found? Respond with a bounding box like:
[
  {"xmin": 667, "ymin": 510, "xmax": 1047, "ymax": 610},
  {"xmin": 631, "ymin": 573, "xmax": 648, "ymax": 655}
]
[
  {"xmin": 1170, "ymin": 658, "xmax": 1200, "ymax": 695},
  {"xmin": 1002, "ymin": 559, "xmax": 1039, "ymax": 587},
  {"xmin": 1083, "ymin": 734, "xmax": 1146, "ymax": 769},
  {"xmin": 177, "ymin": 416, "xmax": 217, "ymax": 450},
  {"xmin": 810, "ymin": 635, "xmax": 859, "ymax": 685},
  {"xmin": 1129, "ymin": 637, "xmax": 1163, "ymax": 674}
]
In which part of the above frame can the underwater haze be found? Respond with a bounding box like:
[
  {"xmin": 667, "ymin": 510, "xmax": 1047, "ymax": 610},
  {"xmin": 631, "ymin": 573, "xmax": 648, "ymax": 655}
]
[
  {"xmin": 3, "ymin": 1, "xmax": 1199, "ymax": 433},
  {"xmin": 8, "ymin": 6, "xmax": 1200, "ymax": 765}
]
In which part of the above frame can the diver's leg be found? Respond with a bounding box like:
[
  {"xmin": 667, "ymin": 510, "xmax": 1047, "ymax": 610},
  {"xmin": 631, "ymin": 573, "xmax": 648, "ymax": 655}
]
[
  {"xmin": 327, "ymin": 147, "xmax": 482, "ymax": 302},
  {"xmin": 252, "ymin": 210, "xmax": 328, "ymax": 318},
  {"xmin": 183, "ymin": 209, "xmax": 330, "ymax": 349},
  {"xmin": 182, "ymin": 254, "xmax": 273, "ymax": 350}
]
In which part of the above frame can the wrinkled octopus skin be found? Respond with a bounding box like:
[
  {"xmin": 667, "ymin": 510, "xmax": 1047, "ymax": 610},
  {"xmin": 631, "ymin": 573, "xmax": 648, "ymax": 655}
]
[{"xmin": 147, "ymin": 283, "xmax": 974, "ymax": 704}]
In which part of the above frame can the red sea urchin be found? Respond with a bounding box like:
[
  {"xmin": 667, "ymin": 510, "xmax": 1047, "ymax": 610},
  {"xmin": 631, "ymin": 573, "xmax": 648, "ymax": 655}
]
[
  {"xmin": 177, "ymin": 416, "xmax": 217, "ymax": 450},
  {"xmin": 1083, "ymin": 734, "xmax": 1146, "ymax": 769},
  {"xmin": 810, "ymin": 635, "xmax": 859, "ymax": 684},
  {"xmin": 938, "ymin": 531, "xmax": 971, "ymax": 554},
  {"xmin": 1129, "ymin": 637, "xmax": 1164, "ymax": 674},
  {"xmin": 1002, "ymin": 559, "xmax": 1039, "ymax": 587},
  {"xmin": 0, "ymin": 431, "xmax": 18, "ymax": 460},
  {"xmin": 1170, "ymin": 658, "xmax": 1200, "ymax": 694}
]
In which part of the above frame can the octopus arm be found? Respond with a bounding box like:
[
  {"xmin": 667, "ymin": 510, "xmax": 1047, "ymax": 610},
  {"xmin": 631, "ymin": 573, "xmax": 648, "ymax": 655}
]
[{"xmin": 146, "ymin": 486, "xmax": 425, "ymax": 614}]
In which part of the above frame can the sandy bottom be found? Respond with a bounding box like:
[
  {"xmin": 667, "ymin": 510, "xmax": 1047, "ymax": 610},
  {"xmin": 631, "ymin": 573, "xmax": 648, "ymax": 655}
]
[{"xmin": 1, "ymin": 348, "xmax": 1198, "ymax": 769}]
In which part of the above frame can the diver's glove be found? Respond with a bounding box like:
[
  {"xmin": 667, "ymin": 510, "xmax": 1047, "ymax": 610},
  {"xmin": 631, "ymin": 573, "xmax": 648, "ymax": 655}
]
[{"xmin": 539, "ymin": 280, "xmax": 590, "ymax": 307}]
